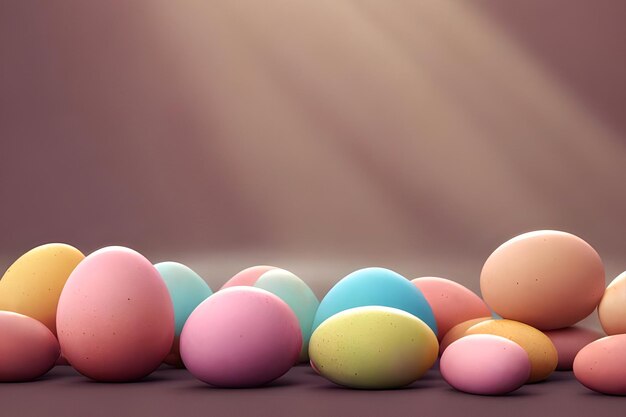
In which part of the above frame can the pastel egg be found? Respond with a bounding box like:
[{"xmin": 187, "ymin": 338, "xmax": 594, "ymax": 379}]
[
  {"xmin": 480, "ymin": 230, "xmax": 605, "ymax": 330},
  {"xmin": 220, "ymin": 265, "xmax": 277, "ymax": 289},
  {"xmin": 312, "ymin": 267, "xmax": 437, "ymax": 335},
  {"xmin": 154, "ymin": 261, "xmax": 213, "ymax": 367},
  {"xmin": 309, "ymin": 306, "xmax": 438, "ymax": 389},
  {"xmin": 0, "ymin": 311, "xmax": 60, "ymax": 381},
  {"xmin": 412, "ymin": 277, "xmax": 491, "ymax": 341},
  {"xmin": 221, "ymin": 267, "xmax": 319, "ymax": 362},
  {"xmin": 544, "ymin": 326, "xmax": 604, "ymax": 371},
  {"xmin": 0, "ymin": 243, "xmax": 84, "ymax": 335},
  {"xmin": 598, "ymin": 271, "xmax": 626, "ymax": 335},
  {"xmin": 574, "ymin": 334, "xmax": 626, "ymax": 395},
  {"xmin": 440, "ymin": 334, "xmax": 531, "ymax": 395},
  {"xmin": 464, "ymin": 319, "xmax": 558, "ymax": 383},
  {"xmin": 56, "ymin": 246, "xmax": 174, "ymax": 381},
  {"xmin": 180, "ymin": 287, "xmax": 301, "ymax": 387},
  {"xmin": 440, "ymin": 317, "xmax": 493, "ymax": 353}
]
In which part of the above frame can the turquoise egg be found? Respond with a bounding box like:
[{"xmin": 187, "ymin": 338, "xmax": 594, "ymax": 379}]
[
  {"xmin": 154, "ymin": 262, "xmax": 213, "ymax": 336},
  {"xmin": 312, "ymin": 267, "xmax": 437, "ymax": 335},
  {"xmin": 253, "ymin": 268, "xmax": 319, "ymax": 362}
]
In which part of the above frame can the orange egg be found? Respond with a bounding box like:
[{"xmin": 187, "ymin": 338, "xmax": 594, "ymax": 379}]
[
  {"xmin": 598, "ymin": 271, "xmax": 626, "ymax": 335},
  {"xmin": 480, "ymin": 230, "xmax": 605, "ymax": 330},
  {"xmin": 440, "ymin": 317, "xmax": 492, "ymax": 353}
]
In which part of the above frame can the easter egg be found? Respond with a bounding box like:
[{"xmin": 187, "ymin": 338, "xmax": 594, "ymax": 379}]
[
  {"xmin": 155, "ymin": 261, "xmax": 213, "ymax": 367},
  {"xmin": 0, "ymin": 243, "xmax": 84, "ymax": 334},
  {"xmin": 480, "ymin": 230, "xmax": 605, "ymax": 330},
  {"xmin": 573, "ymin": 334, "xmax": 626, "ymax": 395},
  {"xmin": 440, "ymin": 317, "xmax": 492, "ymax": 353},
  {"xmin": 309, "ymin": 306, "xmax": 438, "ymax": 389},
  {"xmin": 440, "ymin": 334, "xmax": 531, "ymax": 395},
  {"xmin": 412, "ymin": 277, "xmax": 491, "ymax": 341},
  {"xmin": 56, "ymin": 246, "xmax": 174, "ymax": 382},
  {"xmin": 0, "ymin": 311, "xmax": 60, "ymax": 381},
  {"xmin": 598, "ymin": 271, "xmax": 626, "ymax": 335},
  {"xmin": 221, "ymin": 267, "xmax": 319, "ymax": 362},
  {"xmin": 312, "ymin": 267, "xmax": 436, "ymax": 335},
  {"xmin": 220, "ymin": 265, "xmax": 277, "ymax": 289},
  {"xmin": 464, "ymin": 319, "xmax": 557, "ymax": 383},
  {"xmin": 180, "ymin": 287, "xmax": 301, "ymax": 387},
  {"xmin": 544, "ymin": 326, "xmax": 603, "ymax": 371}
]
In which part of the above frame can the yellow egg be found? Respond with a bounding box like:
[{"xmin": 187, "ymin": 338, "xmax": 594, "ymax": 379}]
[
  {"xmin": 0, "ymin": 243, "xmax": 84, "ymax": 335},
  {"xmin": 464, "ymin": 319, "xmax": 557, "ymax": 383},
  {"xmin": 309, "ymin": 306, "xmax": 438, "ymax": 389}
]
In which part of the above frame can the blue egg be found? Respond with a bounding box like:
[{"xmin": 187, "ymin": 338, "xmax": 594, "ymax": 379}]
[
  {"xmin": 155, "ymin": 262, "xmax": 213, "ymax": 336},
  {"xmin": 312, "ymin": 267, "xmax": 437, "ymax": 335}
]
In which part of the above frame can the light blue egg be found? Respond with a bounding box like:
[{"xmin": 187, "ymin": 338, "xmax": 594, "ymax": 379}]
[
  {"xmin": 254, "ymin": 268, "xmax": 319, "ymax": 362},
  {"xmin": 155, "ymin": 261, "xmax": 213, "ymax": 336},
  {"xmin": 312, "ymin": 267, "xmax": 437, "ymax": 336}
]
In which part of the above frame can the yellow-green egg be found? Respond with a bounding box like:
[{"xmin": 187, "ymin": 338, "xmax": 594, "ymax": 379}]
[
  {"xmin": 309, "ymin": 306, "xmax": 438, "ymax": 389},
  {"xmin": 0, "ymin": 243, "xmax": 84, "ymax": 335}
]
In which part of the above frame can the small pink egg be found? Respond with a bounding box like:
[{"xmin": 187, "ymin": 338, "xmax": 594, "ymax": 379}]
[
  {"xmin": 574, "ymin": 334, "xmax": 626, "ymax": 395},
  {"xmin": 440, "ymin": 334, "xmax": 531, "ymax": 395},
  {"xmin": 412, "ymin": 277, "xmax": 491, "ymax": 341},
  {"xmin": 220, "ymin": 265, "xmax": 277, "ymax": 289},
  {"xmin": 57, "ymin": 246, "xmax": 174, "ymax": 381},
  {"xmin": 180, "ymin": 287, "xmax": 302, "ymax": 387},
  {"xmin": 0, "ymin": 311, "xmax": 60, "ymax": 381},
  {"xmin": 544, "ymin": 326, "xmax": 604, "ymax": 371}
]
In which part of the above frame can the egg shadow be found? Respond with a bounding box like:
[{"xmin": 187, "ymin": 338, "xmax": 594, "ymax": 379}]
[
  {"xmin": 178, "ymin": 376, "xmax": 299, "ymax": 391},
  {"xmin": 442, "ymin": 386, "xmax": 536, "ymax": 397}
]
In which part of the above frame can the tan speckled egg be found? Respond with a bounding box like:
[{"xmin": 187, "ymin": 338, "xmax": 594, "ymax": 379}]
[
  {"xmin": 465, "ymin": 319, "xmax": 558, "ymax": 383},
  {"xmin": 598, "ymin": 271, "xmax": 626, "ymax": 335},
  {"xmin": 480, "ymin": 230, "xmax": 605, "ymax": 330}
]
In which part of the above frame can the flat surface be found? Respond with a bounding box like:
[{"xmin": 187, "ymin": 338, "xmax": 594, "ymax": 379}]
[{"xmin": 1, "ymin": 363, "xmax": 623, "ymax": 417}]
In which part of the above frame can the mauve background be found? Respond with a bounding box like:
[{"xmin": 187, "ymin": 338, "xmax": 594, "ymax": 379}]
[
  {"xmin": 1, "ymin": 1, "xmax": 625, "ymax": 302},
  {"xmin": 0, "ymin": 1, "xmax": 625, "ymax": 416}
]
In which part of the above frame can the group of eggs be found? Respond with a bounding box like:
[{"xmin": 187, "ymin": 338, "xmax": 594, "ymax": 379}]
[{"xmin": 0, "ymin": 230, "xmax": 625, "ymax": 396}]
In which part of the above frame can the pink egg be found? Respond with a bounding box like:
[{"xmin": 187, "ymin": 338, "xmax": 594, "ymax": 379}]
[
  {"xmin": 57, "ymin": 246, "xmax": 174, "ymax": 381},
  {"xmin": 544, "ymin": 326, "xmax": 604, "ymax": 371},
  {"xmin": 440, "ymin": 334, "xmax": 531, "ymax": 395},
  {"xmin": 0, "ymin": 311, "xmax": 60, "ymax": 381},
  {"xmin": 180, "ymin": 287, "xmax": 302, "ymax": 387},
  {"xmin": 412, "ymin": 277, "xmax": 492, "ymax": 341},
  {"xmin": 220, "ymin": 265, "xmax": 277, "ymax": 289},
  {"xmin": 574, "ymin": 334, "xmax": 626, "ymax": 395}
]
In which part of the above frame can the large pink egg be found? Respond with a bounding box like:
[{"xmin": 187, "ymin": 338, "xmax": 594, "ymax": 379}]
[
  {"xmin": 180, "ymin": 287, "xmax": 302, "ymax": 387},
  {"xmin": 412, "ymin": 277, "xmax": 491, "ymax": 341},
  {"xmin": 574, "ymin": 334, "xmax": 626, "ymax": 395},
  {"xmin": 0, "ymin": 311, "xmax": 60, "ymax": 381},
  {"xmin": 440, "ymin": 334, "xmax": 531, "ymax": 395},
  {"xmin": 544, "ymin": 326, "xmax": 604, "ymax": 371},
  {"xmin": 220, "ymin": 265, "xmax": 277, "ymax": 289},
  {"xmin": 480, "ymin": 230, "xmax": 605, "ymax": 330},
  {"xmin": 56, "ymin": 246, "xmax": 174, "ymax": 381}
]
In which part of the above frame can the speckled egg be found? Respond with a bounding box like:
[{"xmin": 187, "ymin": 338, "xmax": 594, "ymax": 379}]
[
  {"xmin": 221, "ymin": 267, "xmax": 319, "ymax": 362},
  {"xmin": 441, "ymin": 334, "xmax": 531, "ymax": 395},
  {"xmin": 412, "ymin": 277, "xmax": 491, "ymax": 341},
  {"xmin": 312, "ymin": 267, "xmax": 436, "ymax": 335},
  {"xmin": 574, "ymin": 334, "xmax": 626, "ymax": 395},
  {"xmin": 464, "ymin": 319, "xmax": 558, "ymax": 383},
  {"xmin": 480, "ymin": 230, "xmax": 605, "ymax": 330},
  {"xmin": 440, "ymin": 317, "xmax": 493, "ymax": 353},
  {"xmin": 180, "ymin": 287, "xmax": 302, "ymax": 387},
  {"xmin": 0, "ymin": 243, "xmax": 84, "ymax": 335},
  {"xmin": 56, "ymin": 246, "xmax": 174, "ymax": 382},
  {"xmin": 309, "ymin": 306, "xmax": 438, "ymax": 389},
  {"xmin": 544, "ymin": 326, "xmax": 604, "ymax": 371},
  {"xmin": 0, "ymin": 311, "xmax": 60, "ymax": 381},
  {"xmin": 598, "ymin": 271, "xmax": 626, "ymax": 335},
  {"xmin": 154, "ymin": 261, "xmax": 213, "ymax": 367}
]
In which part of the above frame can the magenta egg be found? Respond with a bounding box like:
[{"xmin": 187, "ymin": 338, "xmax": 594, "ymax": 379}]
[
  {"xmin": 440, "ymin": 334, "xmax": 531, "ymax": 395},
  {"xmin": 544, "ymin": 326, "xmax": 603, "ymax": 371},
  {"xmin": 56, "ymin": 246, "xmax": 174, "ymax": 381},
  {"xmin": 0, "ymin": 311, "xmax": 60, "ymax": 381},
  {"xmin": 180, "ymin": 287, "xmax": 302, "ymax": 387}
]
